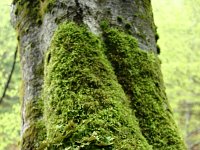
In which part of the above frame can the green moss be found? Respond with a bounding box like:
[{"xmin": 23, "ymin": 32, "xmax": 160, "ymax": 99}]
[
  {"xmin": 14, "ymin": 0, "xmax": 40, "ymax": 20},
  {"xmin": 124, "ymin": 23, "xmax": 131, "ymax": 30},
  {"xmin": 24, "ymin": 99, "xmax": 43, "ymax": 121},
  {"xmin": 100, "ymin": 20, "xmax": 110, "ymax": 31},
  {"xmin": 21, "ymin": 120, "xmax": 46, "ymax": 150},
  {"xmin": 13, "ymin": 0, "xmax": 56, "ymax": 25},
  {"xmin": 117, "ymin": 16, "xmax": 123, "ymax": 23},
  {"xmin": 155, "ymin": 31, "xmax": 160, "ymax": 54},
  {"xmin": 40, "ymin": 0, "xmax": 56, "ymax": 16},
  {"xmin": 43, "ymin": 22, "xmax": 152, "ymax": 149},
  {"xmin": 21, "ymin": 98, "xmax": 46, "ymax": 149},
  {"xmin": 102, "ymin": 27, "xmax": 186, "ymax": 150},
  {"xmin": 155, "ymin": 32, "xmax": 159, "ymax": 42},
  {"xmin": 156, "ymin": 44, "xmax": 161, "ymax": 54},
  {"xmin": 136, "ymin": 0, "xmax": 153, "ymax": 21}
]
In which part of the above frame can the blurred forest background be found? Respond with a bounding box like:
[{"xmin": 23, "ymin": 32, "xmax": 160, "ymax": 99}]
[{"xmin": 0, "ymin": 0, "xmax": 199, "ymax": 149}]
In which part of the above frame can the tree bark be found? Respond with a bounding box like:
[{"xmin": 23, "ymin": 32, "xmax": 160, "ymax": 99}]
[{"xmin": 11, "ymin": 0, "xmax": 186, "ymax": 149}]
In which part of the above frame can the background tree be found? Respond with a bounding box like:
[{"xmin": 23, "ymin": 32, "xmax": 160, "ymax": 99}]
[
  {"xmin": 152, "ymin": 0, "xmax": 200, "ymax": 149},
  {"xmin": 10, "ymin": 0, "xmax": 185, "ymax": 149},
  {"xmin": 0, "ymin": 0, "xmax": 20, "ymax": 150}
]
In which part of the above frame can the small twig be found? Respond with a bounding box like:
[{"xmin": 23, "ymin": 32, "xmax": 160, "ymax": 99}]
[{"xmin": 0, "ymin": 46, "xmax": 18, "ymax": 104}]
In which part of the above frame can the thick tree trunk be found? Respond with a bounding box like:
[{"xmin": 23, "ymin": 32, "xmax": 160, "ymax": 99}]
[{"xmin": 11, "ymin": 0, "xmax": 186, "ymax": 149}]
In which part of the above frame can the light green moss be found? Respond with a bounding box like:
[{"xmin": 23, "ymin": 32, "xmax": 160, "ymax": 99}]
[
  {"xmin": 102, "ymin": 27, "xmax": 186, "ymax": 150},
  {"xmin": 43, "ymin": 22, "xmax": 151, "ymax": 149}
]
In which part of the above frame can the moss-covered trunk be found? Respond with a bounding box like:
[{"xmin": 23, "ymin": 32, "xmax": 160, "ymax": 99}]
[{"xmin": 11, "ymin": 0, "xmax": 186, "ymax": 149}]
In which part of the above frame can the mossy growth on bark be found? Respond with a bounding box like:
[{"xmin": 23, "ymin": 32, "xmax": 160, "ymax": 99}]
[
  {"xmin": 40, "ymin": 21, "xmax": 187, "ymax": 149},
  {"xmin": 15, "ymin": 19, "xmax": 186, "ymax": 149},
  {"xmin": 13, "ymin": 0, "xmax": 56, "ymax": 25},
  {"xmin": 43, "ymin": 22, "xmax": 152, "ymax": 149},
  {"xmin": 21, "ymin": 99, "xmax": 46, "ymax": 150},
  {"xmin": 102, "ymin": 27, "xmax": 186, "ymax": 150},
  {"xmin": 22, "ymin": 120, "xmax": 46, "ymax": 150}
]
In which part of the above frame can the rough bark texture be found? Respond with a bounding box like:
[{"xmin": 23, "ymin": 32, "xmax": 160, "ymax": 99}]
[{"xmin": 11, "ymin": 0, "xmax": 186, "ymax": 149}]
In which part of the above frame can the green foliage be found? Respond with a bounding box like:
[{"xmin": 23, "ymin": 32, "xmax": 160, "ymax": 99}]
[
  {"xmin": 0, "ymin": 0, "xmax": 20, "ymax": 149},
  {"xmin": 152, "ymin": 0, "xmax": 200, "ymax": 149},
  {"xmin": 0, "ymin": 0, "xmax": 20, "ymax": 108},
  {"xmin": 0, "ymin": 104, "xmax": 20, "ymax": 150},
  {"xmin": 42, "ymin": 22, "xmax": 151, "ymax": 150}
]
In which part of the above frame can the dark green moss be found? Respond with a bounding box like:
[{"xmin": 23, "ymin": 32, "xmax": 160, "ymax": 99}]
[
  {"xmin": 25, "ymin": 99, "xmax": 43, "ymax": 121},
  {"xmin": 155, "ymin": 30, "xmax": 160, "ymax": 54},
  {"xmin": 21, "ymin": 98, "xmax": 46, "ymax": 150},
  {"xmin": 13, "ymin": 0, "xmax": 56, "ymax": 25},
  {"xmin": 14, "ymin": 0, "xmax": 40, "ymax": 19},
  {"xmin": 124, "ymin": 23, "xmax": 131, "ymax": 30},
  {"xmin": 43, "ymin": 22, "xmax": 152, "ymax": 149},
  {"xmin": 155, "ymin": 32, "xmax": 159, "ymax": 42},
  {"xmin": 117, "ymin": 16, "xmax": 123, "ymax": 23},
  {"xmin": 21, "ymin": 120, "xmax": 46, "ymax": 150},
  {"xmin": 102, "ymin": 28, "xmax": 186, "ymax": 150},
  {"xmin": 100, "ymin": 20, "xmax": 110, "ymax": 31},
  {"xmin": 156, "ymin": 44, "xmax": 161, "ymax": 55}
]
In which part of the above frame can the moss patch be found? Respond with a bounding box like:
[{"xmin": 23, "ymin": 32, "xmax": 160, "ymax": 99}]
[
  {"xmin": 24, "ymin": 99, "xmax": 43, "ymax": 121},
  {"xmin": 21, "ymin": 98, "xmax": 46, "ymax": 149},
  {"xmin": 102, "ymin": 27, "xmax": 186, "ymax": 150},
  {"xmin": 21, "ymin": 120, "xmax": 46, "ymax": 150},
  {"xmin": 13, "ymin": 0, "xmax": 56, "ymax": 25},
  {"xmin": 43, "ymin": 22, "xmax": 151, "ymax": 149}
]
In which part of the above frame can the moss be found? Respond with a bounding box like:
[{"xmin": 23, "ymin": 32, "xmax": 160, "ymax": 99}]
[
  {"xmin": 24, "ymin": 99, "xmax": 43, "ymax": 121},
  {"xmin": 13, "ymin": 0, "xmax": 56, "ymax": 25},
  {"xmin": 155, "ymin": 30, "xmax": 160, "ymax": 54},
  {"xmin": 124, "ymin": 23, "xmax": 131, "ymax": 30},
  {"xmin": 39, "ymin": 0, "xmax": 56, "ymax": 16},
  {"xmin": 21, "ymin": 98, "xmax": 46, "ymax": 149},
  {"xmin": 117, "ymin": 16, "xmax": 123, "ymax": 23},
  {"xmin": 102, "ymin": 27, "xmax": 186, "ymax": 150},
  {"xmin": 156, "ymin": 44, "xmax": 161, "ymax": 55},
  {"xmin": 14, "ymin": 0, "xmax": 40, "ymax": 20},
  {"xmin": 134, "ymin": 0, "xmax": 156, "ymax": 31},
  {"xmin": 21, "ymin": 120, "xmax": 46, "ymax": 150},
  {"xmin": 155, "ymin": 32, "xmax": 159, "ymax": 42},
  {"xmin": 137, "ymin": 0, "xmax": 153, "ymax": 21},
  {"xmin": 43, "ymin": 22, "xmax": 152, "ymax": 149},
  {"xmin": 100, "ymin": 20, "xmax": 110, "ymax": 31}
]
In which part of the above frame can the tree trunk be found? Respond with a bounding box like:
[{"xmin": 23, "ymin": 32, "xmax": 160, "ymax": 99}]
[{"xmin": 11, "ymin": 0, "xmax": 186, "ymax": 149}]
